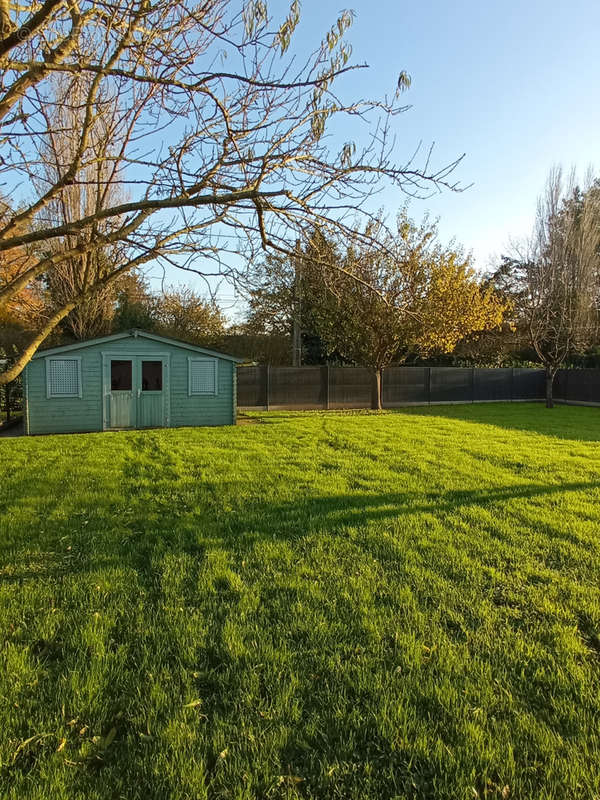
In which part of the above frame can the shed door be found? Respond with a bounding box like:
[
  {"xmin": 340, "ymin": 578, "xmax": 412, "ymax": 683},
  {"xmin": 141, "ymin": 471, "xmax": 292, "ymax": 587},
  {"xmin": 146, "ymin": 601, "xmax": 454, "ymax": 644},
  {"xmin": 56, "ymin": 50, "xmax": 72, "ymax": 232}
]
[
  {"xmin": 107, "ymin": 356, "xmax": 166, "ymax": 430},
  {"xmin": 110, "ymin": 359, "xmax": 136, "ymax": 429},
  {"xmin": 138, "ymin": 360, "xmax": 164, "ymax": 428}
]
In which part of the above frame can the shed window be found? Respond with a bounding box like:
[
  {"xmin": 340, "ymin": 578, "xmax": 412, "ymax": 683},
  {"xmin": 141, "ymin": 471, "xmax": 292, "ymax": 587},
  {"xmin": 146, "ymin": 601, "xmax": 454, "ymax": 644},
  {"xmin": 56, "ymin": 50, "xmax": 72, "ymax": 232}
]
[
  {"xmin": 46, "ymin": 357, "xmax": 81, "ymax": 398},
  {"xmin": 188, "ymin": 358, "xmax": 218, "ymax": 395},
  {"xmin": 142, "ymin": 360, "xmax": 162, "ymax": 391},
  {"xmin": 111, "ymin": 360, "xmax": 132, "ymax": 390}
]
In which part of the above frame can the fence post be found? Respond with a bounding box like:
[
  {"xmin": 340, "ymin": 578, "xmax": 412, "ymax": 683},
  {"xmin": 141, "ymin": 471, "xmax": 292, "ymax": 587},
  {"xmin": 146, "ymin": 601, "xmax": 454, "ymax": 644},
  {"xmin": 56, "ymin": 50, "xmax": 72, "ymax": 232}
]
[
  {"xmin": 510, "ymin": 367, "xmax": 514, "ymax": 402},
  {"xmin": 471, "ymin": 367, "xmax": 475, "ymax": 403},
  {"xmin": 4, "ymin": 382, "xmax": 10, "ymax": 423},
  {"xmin": 426, "ymin": 367, "xmax": 431, "ymax": 405},
  {"xmin": 265, "ymin": 364, "xmax": 270, "ymax": 411},
  {"xmin": 323, "ymin": 365, "xmax": 330, "ymax": 410}
]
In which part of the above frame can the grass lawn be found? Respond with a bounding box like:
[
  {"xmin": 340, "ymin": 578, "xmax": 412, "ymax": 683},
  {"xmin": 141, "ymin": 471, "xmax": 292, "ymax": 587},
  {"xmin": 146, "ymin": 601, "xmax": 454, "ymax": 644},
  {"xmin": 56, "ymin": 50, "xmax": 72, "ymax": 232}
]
[{"xmin": 1, "ymin": 403, "xmax": 600, "ymax": 799}]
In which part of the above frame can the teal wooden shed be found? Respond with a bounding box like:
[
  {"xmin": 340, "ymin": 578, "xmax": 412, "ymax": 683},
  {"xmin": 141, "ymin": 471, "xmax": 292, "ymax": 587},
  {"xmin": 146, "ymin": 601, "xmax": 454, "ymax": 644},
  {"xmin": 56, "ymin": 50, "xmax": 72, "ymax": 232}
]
[{"xmin": 23, "ymin": 329, "xmax": 240, "ymax": 435}]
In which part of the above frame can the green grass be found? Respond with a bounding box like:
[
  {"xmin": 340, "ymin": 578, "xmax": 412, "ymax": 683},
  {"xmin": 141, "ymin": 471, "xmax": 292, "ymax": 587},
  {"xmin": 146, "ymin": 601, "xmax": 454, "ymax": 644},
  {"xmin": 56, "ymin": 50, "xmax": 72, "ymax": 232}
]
[{"xmin": 1, "ymin": 403, "xmax": 600, "ymax": 800}]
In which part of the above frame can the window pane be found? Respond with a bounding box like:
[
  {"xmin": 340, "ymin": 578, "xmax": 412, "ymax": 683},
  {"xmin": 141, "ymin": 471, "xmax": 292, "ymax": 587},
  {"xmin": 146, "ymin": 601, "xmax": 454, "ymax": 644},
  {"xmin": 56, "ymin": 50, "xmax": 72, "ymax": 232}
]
[
  {"xmin": 111, "ymin": 360, "xmax": 132, "ymax": 390},
  {"xmin": 142, "ymin": 361, "xmax": 162, "ymax": 391},
  {"xmin": 49, "ymin": 359, "xmax": 79, "ymax": 396},
  {"xmin": 189, "ymin": 359, "xmax": 216, "ymax": 394}
]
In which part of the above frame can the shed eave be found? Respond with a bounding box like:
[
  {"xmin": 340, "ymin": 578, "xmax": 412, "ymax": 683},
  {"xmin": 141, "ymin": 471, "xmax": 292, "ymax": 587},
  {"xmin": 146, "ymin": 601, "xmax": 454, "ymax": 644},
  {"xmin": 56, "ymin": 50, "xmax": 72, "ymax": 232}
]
[
  {"xmin": 31, "ymin": 329, "xmax": 243, "ymax": 362},
  {"xmin": 131, "ymin": 330, "xmax": 243, "ymax": 362}
]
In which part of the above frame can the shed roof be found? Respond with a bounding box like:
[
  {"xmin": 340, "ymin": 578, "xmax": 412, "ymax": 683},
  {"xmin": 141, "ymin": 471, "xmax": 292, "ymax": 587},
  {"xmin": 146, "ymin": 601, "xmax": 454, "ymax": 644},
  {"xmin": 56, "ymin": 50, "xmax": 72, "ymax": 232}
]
[{"xmin": 32, "ymin": 329, "xmax": 243, "ymax": 362}]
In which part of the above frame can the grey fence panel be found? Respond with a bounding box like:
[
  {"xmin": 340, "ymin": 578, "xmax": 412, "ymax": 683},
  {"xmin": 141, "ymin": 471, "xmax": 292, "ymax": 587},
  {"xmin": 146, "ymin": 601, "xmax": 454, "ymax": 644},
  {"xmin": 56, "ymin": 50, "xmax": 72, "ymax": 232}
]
[
  {"xmin": 430, "ymin": 367, "xmax": 473, "ymax": 403},
  {"xmin": 556, "ymin": 369, "xmax": 600, "ymax": 404},
  {"xmin": 269, "ymin": 366, "xmax": 325, "ymax": 408},
  {"xmin": 236, "ymin": 365, "xmax": 600, "ymax": 408},
  {"xmin": 237, "ymin": 366, "xmax": 267, "ymax": 407},
  {"xmin": 512, "ymin": 368, "xmax": 545, "ymax": 399},
  {"xmin": 473, "ymin": 368, "xmax": 512, "ymax": 401},
  {"xmin": 554, "ymin": 370, "xmax": 567, "ymax": 400},
  {"xmin": 330, "ymin": 367, "xmax": 372, "ymax": 408},
  {"xmin": 383, "ymin": 367, "xmax": 429, "ymax": 405}
]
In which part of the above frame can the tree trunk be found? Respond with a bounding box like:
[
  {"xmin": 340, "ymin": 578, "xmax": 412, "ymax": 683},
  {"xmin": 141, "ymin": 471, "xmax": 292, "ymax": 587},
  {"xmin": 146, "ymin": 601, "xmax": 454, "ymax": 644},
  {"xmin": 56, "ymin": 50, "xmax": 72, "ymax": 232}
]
[
  {"xmin": 545, "ymin": 366, "xmax": 556, "ymax": 409},
  {"xmin": 371, "ymin": 368, "xmax": 383, "ymax": 410}
]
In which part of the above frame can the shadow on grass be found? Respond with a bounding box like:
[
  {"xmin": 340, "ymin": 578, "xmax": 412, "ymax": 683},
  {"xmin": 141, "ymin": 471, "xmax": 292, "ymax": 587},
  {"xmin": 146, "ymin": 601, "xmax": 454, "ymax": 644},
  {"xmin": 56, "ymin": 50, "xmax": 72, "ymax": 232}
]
[
  {"xmin": 2, "ymin": 479, "xmax": 598, "ymax": 586},
  {"xmin": 2, "ymin": 472, "xmax": 600, "ymax": 798}
]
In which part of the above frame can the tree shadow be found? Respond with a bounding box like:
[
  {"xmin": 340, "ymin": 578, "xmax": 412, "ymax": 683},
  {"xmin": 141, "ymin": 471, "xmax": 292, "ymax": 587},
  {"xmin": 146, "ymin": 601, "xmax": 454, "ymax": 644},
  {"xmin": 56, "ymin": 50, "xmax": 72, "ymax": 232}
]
[
  {"xmin": 2, "ymin": 475, "xmax": 600, "ymax": 797},
  {"xmin": 2, "ymin": 479, "xmax": 598, "ymax": 586}
]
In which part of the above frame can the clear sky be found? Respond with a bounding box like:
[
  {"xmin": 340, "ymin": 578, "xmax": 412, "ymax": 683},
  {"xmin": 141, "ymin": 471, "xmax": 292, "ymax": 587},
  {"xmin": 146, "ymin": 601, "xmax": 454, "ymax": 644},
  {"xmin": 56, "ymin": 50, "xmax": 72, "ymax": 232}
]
[
  {"xmin": 152, "ymin": 0, "xmax": 600, "ymax": 315},
  {"xmin": 316, "ymin": 0, "xmax": 600, "ymax": 271}
]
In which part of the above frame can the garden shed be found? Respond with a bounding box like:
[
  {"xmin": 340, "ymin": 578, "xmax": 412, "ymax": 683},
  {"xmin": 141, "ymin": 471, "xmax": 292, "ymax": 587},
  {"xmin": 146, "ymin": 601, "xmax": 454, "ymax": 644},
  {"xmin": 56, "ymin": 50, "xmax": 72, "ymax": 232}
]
[{"xmin": 23, "ymin": 329, "xmax": 241, "ymax": 435}]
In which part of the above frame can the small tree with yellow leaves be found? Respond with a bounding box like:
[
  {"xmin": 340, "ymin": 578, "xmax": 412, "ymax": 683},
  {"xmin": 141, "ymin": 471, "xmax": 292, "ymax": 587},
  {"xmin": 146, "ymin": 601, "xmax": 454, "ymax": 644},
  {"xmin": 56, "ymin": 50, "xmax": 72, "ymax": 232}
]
[{"xmin": 303, "ymin": 212, "xmax": 509, "ymax": 409}]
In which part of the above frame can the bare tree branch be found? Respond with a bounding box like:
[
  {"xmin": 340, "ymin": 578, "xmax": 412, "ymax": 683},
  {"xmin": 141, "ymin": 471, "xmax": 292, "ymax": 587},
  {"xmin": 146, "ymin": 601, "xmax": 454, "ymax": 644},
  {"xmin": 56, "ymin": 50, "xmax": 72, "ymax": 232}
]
[{"xmin": 0, "ymin": 0, "xmax": 464, "ymax": 384}]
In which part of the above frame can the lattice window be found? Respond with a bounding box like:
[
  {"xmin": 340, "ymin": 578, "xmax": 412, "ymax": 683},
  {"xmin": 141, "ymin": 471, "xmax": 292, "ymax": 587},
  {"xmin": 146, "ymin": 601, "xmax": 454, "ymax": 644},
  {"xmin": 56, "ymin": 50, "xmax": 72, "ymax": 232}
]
[
  {"xmin": 188, "ymin": 358, "xmax": 218, "ymax": 395},
  {"xmin": 46, "ymin": 358, "xmax": 82, "ymax": 398}
]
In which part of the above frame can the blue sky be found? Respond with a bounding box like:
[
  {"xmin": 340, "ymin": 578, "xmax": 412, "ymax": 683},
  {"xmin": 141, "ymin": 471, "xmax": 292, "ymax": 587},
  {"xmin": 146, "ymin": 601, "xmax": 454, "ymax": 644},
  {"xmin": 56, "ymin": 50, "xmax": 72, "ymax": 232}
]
[
  {"xmin": 154, "ymin": 0, "xmax": 600, "ymax": 315},
  {"xmin": 323, "ymin": 0, "xmax": 600, "ymax": 270}
]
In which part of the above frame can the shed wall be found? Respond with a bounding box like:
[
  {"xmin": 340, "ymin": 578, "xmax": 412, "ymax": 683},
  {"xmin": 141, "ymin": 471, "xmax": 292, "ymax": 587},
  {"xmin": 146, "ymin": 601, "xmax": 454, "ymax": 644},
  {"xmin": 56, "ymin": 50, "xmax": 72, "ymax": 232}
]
[
  {"xmin": 169, "ymin": 354, "xmax": 235, "ymax": 428},
  {"xmin": 26, "ymin": 351, "xmax": 103, "ymax": 434}
]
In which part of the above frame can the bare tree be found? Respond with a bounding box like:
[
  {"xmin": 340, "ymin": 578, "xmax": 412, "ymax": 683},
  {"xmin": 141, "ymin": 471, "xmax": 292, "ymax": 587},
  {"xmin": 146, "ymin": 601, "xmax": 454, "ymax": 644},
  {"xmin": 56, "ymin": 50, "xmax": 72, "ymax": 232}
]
[
  {"xmin": 39, "ymin": 74, "xmax": 129, "ymax": 340},
  {"xmin": 495, "ymin": 168, "xmax": 600, "ymax": 407},
  {"xmin": 0, "ymin": 0, "xmax": 463, "ymax": 384}
]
